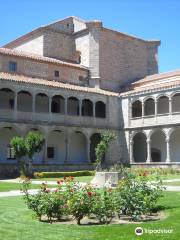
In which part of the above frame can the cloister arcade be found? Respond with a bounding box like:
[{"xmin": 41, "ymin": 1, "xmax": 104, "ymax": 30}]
[
  {"xmin": 0, "ymin": 88, "xmax": 106, "ymax": 118},
  {"xmin": 131, "ymin": 93, "xmax": 180, "ymax": 118},
  {"xmin": 130, "ymin": 128, "xmax": 180, "ymax": 163},
  {"xmin": 0, "ymin": 125, "xmax": 102, "ymax": 164}
]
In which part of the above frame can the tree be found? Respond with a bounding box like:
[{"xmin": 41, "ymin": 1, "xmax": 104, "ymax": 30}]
[
  {"xmin": 25, "ymin": 131, "xmax": 44, "ymax": 176},
  {"xmin": 95, "ymin": 131, "xmax": 116, "ymax": 171},
  {"xmin": 10, "ymin": 137, "xmax": 27, "ymax": 176},
  {"xmin": 11, "ymin": 131, "xmax": 44, "ymax": 177}
]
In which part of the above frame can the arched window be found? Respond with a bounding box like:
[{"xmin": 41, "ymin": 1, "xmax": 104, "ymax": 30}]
[
  {"xmin": 0, "ymin": 88, "xmax": 15, "ymax": 110},
  {"xmin": 144, "ymin": 98, "xmax": 155, "ymax": 116},
  {"xmin": 133, "ymin": 132, "xmax": 147, "ymax": 162},
  {"xmin": 51, "ymin": 95, "xmax": 65, "ymax": 114},
  {"xmin": 172, "ymin": 93, "xmax": 180, "ymax": 112},
  {"xmin": 157, "ymin": 96, "xmax": 169, "ymax": 114},
  {"xmin": 95, "ymin": 101, "xmax": 106, "ymax": 118},
  {"xmin": 35, "ymin": 93, "xmax": 49, "ymax": 113},
  {"xmin": 67, "ymin": 97, "xmax": 79, "ymax": 115},
  {"xmin": 17, "ymin": 91, "xmax": 32, "ymax": 112},
  {"xmin": 132, "ymin": 100, "xmax": 142, "ymax": 118},
  {"xmin": 82, "ymin": 99, "xmax": 93, "ymax": 116}
]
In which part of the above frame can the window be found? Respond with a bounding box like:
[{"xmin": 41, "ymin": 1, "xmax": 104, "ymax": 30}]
[
  {"xmin": 7, "ymin": 145, "xmax": 15, "ymax": 159},
  {"xmin": 9, "ymin": 61, "xmax": 17, "ymax": 72},
  {"xmin": 47, "ymin": 147, "xmax": 54, "ymax": 159},
  {"xmin": 54, "ymin": 70, "xmax": 59, "ymax": 77}
]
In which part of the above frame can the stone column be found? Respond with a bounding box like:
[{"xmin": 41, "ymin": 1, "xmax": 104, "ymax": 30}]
[
  {"xmin": 14, "ymin": 91, "xmax": 17, "ymax": 111},
  {"xmin": 93, "ymin": 103, "xmax": 96, "ymax": 117},
  {"xmin": 79, "ymin": 99, "xmax": 82, "ymax": 116},
  {"xmin": 49, "ymin": 97, "xmax": 52, "ymax": 113},
  {"xmin": 65, "ymin": 131, "xmax": 69, "ymax": 163},
  {"xmin": 43, "ymin": 137, "xmax": 48, "ymax": 164},
  {"xmin": 32, "ymin": 94, "xmax": 35, "ymax": 112},
  {"xmin": 86, "ymin": 138, "xmax": 91, "ymax": 163},
  {"xmin": 155, "ymin": 99, "xmax": 157, "ymax": 117},
  {"xmin": 146, "ymin": 138, "xmax": 151, "ymax": 163},
  {"xmin": 169, "ymin": 97, "xmax": 172, "ymax": 115},
  {"xmin": 65, "ymin": 98, "xmax": 68, "ymax": 115},
  {"xmin": 166, "ymin": 136, "xmax": 170, "ymax": 163},
  {"xmin": 129, "ymin": 139, "xmax": 134, "ymax": 163}
]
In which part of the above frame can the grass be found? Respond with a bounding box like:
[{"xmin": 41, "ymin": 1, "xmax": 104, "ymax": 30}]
[
  {"xmin": 163, "ymin": 181, "xmax": 180, "ymax": 186},
  {"xmin": 0, "ymin": 191, "xmax": 179, "ymax": 240},
  {"xmin": 0, "ymin": 182, "xmax": 56, "ymax": 192}
]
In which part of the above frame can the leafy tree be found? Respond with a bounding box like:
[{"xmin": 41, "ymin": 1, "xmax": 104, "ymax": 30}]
[
  {"xmin": 10, "ymin": 137, "xmax": 27, "ymax": 176},
  {"xmin": 11, "ymin": 131, "xmax": 44, "ymax": 177},
  {"xmin": 25, "ymin": 131, "xmax": 44, "ymax": 176},
  {"xmin": 95, "ymin": 131, "xmax": 116, "ymax": 171}
]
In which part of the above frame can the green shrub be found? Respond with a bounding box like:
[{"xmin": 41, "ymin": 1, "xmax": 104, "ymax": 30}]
[{"xmin": 34, "ymin": 170, "xmax": 95, "ymax": 178}]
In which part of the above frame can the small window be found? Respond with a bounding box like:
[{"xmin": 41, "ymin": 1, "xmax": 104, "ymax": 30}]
[
  {"xmin": 54, "ymin": 70, "xmax": 59, "ymax": 77},
  {"xmin": 7, "ymin": 145, "xmax": 15, "ymax": 159},
  {"xmin": 9, "ymin": 61, "xmax": 17, "ymax": 72},
  {"xmin": 47, "ymin": 147, "xmax": 54, "ymax": 159}
]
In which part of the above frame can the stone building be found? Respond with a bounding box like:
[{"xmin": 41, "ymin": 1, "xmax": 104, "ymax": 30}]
[{"xmin": 0, "ymin": 16, "xmax": 179, "ymax": 175}]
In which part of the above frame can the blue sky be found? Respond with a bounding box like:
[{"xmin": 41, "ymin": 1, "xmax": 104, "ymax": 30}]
[{"xmin": 0, "ymin": 0, "xmax": 179, "ymax": 73}]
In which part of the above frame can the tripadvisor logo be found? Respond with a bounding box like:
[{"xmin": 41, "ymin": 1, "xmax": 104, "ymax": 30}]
[{"xmin": 135, "ymin": 227, "xmax": 143, "ymax": 236}]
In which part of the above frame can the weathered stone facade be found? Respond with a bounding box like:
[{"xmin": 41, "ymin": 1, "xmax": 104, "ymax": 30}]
[{"xmin": 0, "ymin": 16, "xmax": 179, "ymax": 175}]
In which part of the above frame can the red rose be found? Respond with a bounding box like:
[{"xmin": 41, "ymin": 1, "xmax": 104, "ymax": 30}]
[{"xmin": 88, "ymin": 192, "xmax": 92, "ymax": 197}]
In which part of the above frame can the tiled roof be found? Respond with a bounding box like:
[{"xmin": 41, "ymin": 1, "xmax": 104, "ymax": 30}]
[
  {"xmin": 0, "ymin": 48, "xmax": 88, "ymax": 71},
  {"xmin": 0, "ymin": 72, "xmax": 118, "ymax": 96},
  {"xmin": 121, "ymin": 70, "xmax": 180, "ymax": 96}
]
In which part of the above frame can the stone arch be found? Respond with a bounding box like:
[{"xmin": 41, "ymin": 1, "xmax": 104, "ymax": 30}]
[
  {"xmin": 170, "ymin": 128, "xmax": 180, "ymax": 162},
  {"xmin": 90, "ymin": 133, "xmax": 101, "ymax": 163},
  {"xmin": 0, "ymin": 127, "xmax": 19, "ymax": 162},
  {"xmin": 133, "ymin": 132, "xmax": 147, "ymax": 162},
  {"xmin": 150, "ymin": 129, "xmax": 166, "ymax": 162},
  {"xmin": 0, "ymin": 88, "xmax": 15, "ymax": 110},
  {"xmin": 144, "ymin": 98, "xmax": 155, "ymax": 116},
  {"xmin": 131, "ymin": 100, "xmax": 142, "ymax": 118},
  {"xmin": 69, "ymin": 131, "xmax": 87, "ymax": 163},
  {"xmin": 172, "ymin": 93, "xmax": 180, "ymax": 112},
  {"xmin": 82, "ymin": 99, "xmax": 93, "ymax": 116},
  {"xmin": 95, "ymin": 101, "xmax": 106, "ymax": 118},
  {"xmin": 67, "ymin": 97, "xmax": 79, "ymax": 115},
  {"xmin": 51, "ymin": 95, "xmax": 65, "ymax": 114},
  {"xmin": 17, "ymin": 90, "xmax": 32, "ymax": 112},
  {"xmin": 47, "ymin": 130, "xmax": 66, "ymax": 162},
  {"xmin": 35, "ymin": 93, "xmax": 49, "ymax": 113},
  {"xmin": 157, "ymin": 95, "xmax": 169, "ymax": 114}
]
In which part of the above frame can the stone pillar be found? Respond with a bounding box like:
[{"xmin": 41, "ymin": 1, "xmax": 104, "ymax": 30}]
[
  {"xmin": 146, "ymin": 138, "xmax": 151, "ymax": 163},
  {"xmin": 32, "ymin": 94, "xmax": 35, "ymax": 112},
  {"xmin": 155, "ymin": 99, "xmax": 157, "ymax": 117},
  {"xmin": 65, "ymin": 131, "xmax": 69, "ymax": 163},
  {"xmin": 86, "ymin": 138, "xmax": 91, "ymax": 163},
  {"xmin": 43, "ymin": 137, "xmax": 48, "ymax": 164},
  {"xmin": 14, "ymin": 91, "xmax": 17, "ymax": 111},
  {"xmin": 79, "ymin": 99, "xmax": 82, "ymax": 116},
  {"xmin": 142, "ymin": 101, "xmax": 144, "ymax": 118},
  {"xmin": 93, "ymin": 103, "xmax": 96, "ymax": 117},
  {"xmin": 169, "ymin": 97, "xmax": 172, "ymax": 115},
  {"xmin": 65, "ymin": 98, "xmax": 68, "ymax": 115},
  {"xmin": 129, "ymin": 139, "xmax": 134, "ymax": 163},
  {"xmin": 166, "ymin": 136, "xmax": 170, "ymax": 163},
  {"xmin": 49, "ymin": 97, "xmax": 52, "ymax": 113}
]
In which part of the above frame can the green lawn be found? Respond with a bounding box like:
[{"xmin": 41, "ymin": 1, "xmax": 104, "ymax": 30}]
[
  {"xmin": 0, "ymin": 191, "xmax": 179, "ymax": 240},
  {"xmin": 0, "ymin": 182, "xmax": 56, "ymax": 192},
  {"xmin": 163, "ymin": 181, "xmax": 180, "ymax": 186}
]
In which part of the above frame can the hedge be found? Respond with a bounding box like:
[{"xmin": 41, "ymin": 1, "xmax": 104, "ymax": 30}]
[{"xmin": 34, "ymin": 170, "xmax": 95, "ymax": 178}]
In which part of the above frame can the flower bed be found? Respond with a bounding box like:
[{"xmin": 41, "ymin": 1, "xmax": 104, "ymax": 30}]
[{"xmin": 21, "ymin": 173, "xmax": 165, "ymax": 225}]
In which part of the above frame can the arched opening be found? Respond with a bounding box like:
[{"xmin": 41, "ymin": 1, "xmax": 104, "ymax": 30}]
[
  {"xmin": 67, "ymin": 97, "xmax": 79, "ymax": 115},
  {"xmin": 90, "ymin": 133, "xmax": 101, "ymax": 163},
  {"xmin": 144, "ymin": 98, "xmax": 155, "ymax": 116},
  {"xmin": 170, "ymin": 129, "xmax": 180, "ymax": 162},
  {"xmin": 172, "ymin": 93, "xmax": 180, "ymax": 112},
  {"xmin": 47, "ymin": 130, "xmax": 66, "ymax": 162},
  {"xmin": 69, "ymin": 131, "xmax": 87, "ymax": 163},
  {"xmin": 26, "ymin": 129, "xmax": 44, "ymax": 163},
  {"xmin": 151, "ymin": 130, "xmax": 166, "ymax": 162},
  {"xmin": 157, "ymin": 96, "xmax": 169, "ymax": 114},
  {"xmin": 0, "ymin": 127, "xmax": 19, "ymax": 162},
  {"xmin": 0, "ymin": 88, "xmax": 15, "ymax": 110},
  {"xmin": 133, "ymin": 132, "xmax": 147, "ymax": 162},
  {"xmin": 132, "ymin": 100, "xmax": 142, "ymax": 118},
  {"xmin": 95, "ymin": 101, "xmax": 106, "ymax": 118},
  {"xmin": 17, "ymin": 91, "xmax": 32, "ymax": 112},
  {"xmin": 82, "ymin": 99, "xmax": 93, "ymax": 116},
  {"xmin": 51, "ymin": 95, "xmax": 65, "ymax": 114},
  {"xmin": 35, "ymin": 93, "xmax": 49, "ymax": 113}
]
